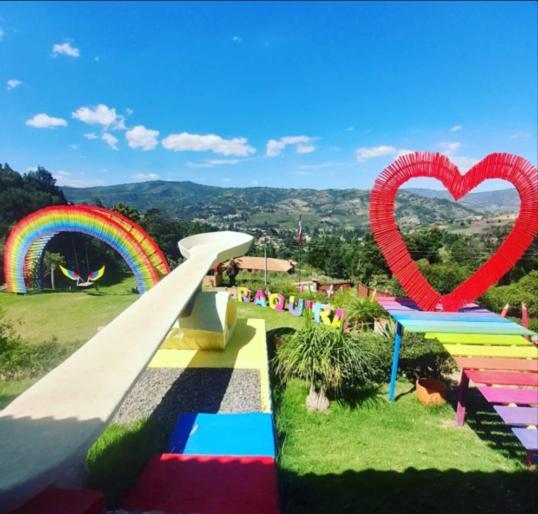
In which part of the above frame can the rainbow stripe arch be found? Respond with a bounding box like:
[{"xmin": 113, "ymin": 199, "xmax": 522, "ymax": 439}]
[{"xmin": 3, "ymin": 205, "xmax": 170, "ymax": 294}]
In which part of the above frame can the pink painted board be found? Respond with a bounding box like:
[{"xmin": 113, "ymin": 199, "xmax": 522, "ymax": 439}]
[
  {"xmin": 465, "ymin": 370, "xmax": 538, "ymax": 387},
  {"xmin": 478, "ymin": 386, "xmax": 538, "ymax": 405}
]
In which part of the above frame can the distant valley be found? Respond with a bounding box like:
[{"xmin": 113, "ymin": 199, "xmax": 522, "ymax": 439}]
[{"xmin": 63, "ymin": 180, "xmax": 493, "ymax": 233}]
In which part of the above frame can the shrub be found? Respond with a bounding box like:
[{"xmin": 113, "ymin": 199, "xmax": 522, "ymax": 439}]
[
  {"xmin": 399, "ymin": 333, "xmax": 456, "ymax": 381},
  {"xmin": 272, "ymin": 321, "xmax": 390, "ymax": 411},
  {"xmin": 344, "ymin": 296, "xmax": 388, "ymax": 330},
  {"xmin": 0, "ymin": 310, "xmax": 81, "ymax": 381}
]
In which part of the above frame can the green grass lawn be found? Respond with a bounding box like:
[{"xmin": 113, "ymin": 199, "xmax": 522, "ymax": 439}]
[
  {"xmin": 0, "ymin": 278, "xmax": 137, "ymax": 345},
  {"xmin": 1, "ymin": 280, "xmax": 535, "ymax": 512}
]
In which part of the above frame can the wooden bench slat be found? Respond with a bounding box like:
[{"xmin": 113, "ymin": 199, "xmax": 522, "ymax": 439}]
[
  {"xmin": 494, "ymin": 406, "xmax": 538, "ymax": 426},
  {"xmin": 454, "ymin": 357, "xmax": 538, "ymax": 371},
  {"xmin": 402, "ymin": 320, "xmax": 533, "ymax": 335},
  {"xmin": 465, "ymin": 370, "xmax": 538, "ymax": 387},
  {"xmin": 478, "ymin": 386, "xmax": 538, "ymax": 405},
  {"xmin": 444, "ymin": 345, "xmax": 538, "ymax": 359},
  {"xmin": 512, "ymin": 427, "xmax": 538, "ymax": 451},
  {"xmin": 427, "ymin": 333, "xmax": 531, "ymax": 346}
]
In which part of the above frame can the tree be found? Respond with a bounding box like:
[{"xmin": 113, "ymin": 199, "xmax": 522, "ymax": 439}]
[
  {"xmin": 43, "ymin": 252, "xmax": 65, "ymax": 290},
  {"xmin": 112, "ymin": 203, "xmax": 141, "ymax": 223}
]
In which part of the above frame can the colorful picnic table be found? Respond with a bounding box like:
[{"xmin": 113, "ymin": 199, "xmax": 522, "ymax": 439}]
[{"xmin": 377, "ymin": 297, "xmax": 538, "ymax": 462}]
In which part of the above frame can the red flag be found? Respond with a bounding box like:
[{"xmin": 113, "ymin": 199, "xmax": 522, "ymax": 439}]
[{"xmin": 297, "ymin": 218, "xmax": 304, "ymax": 246}]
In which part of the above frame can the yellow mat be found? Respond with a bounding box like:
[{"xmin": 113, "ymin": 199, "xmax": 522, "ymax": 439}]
[{"xmin": 149, "ymin": 318, "xmax": 271, "ymax": 412}]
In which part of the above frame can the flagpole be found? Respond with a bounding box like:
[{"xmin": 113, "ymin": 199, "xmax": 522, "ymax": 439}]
[{"xmin": 297, "ymin": 216, "xmax": 302, "ymax": 286}]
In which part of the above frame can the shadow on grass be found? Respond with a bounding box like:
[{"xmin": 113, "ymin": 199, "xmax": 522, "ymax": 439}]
[
  {"xmin": 445, "ymin": 386, "xmax": 527, "ymax": 462},
  {"xmin": 278, "ymin": 467, "xmax": 537, "ymax": 514}
]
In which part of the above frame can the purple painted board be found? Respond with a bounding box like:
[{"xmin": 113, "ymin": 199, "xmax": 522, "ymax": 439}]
[
  {"xmin": 512, "ymin": 427, "xmax": 538, "ymax": 451},
  {"xmin": 478, "ymin": 386, "xmax": 538, "ymax": 405},
  {"xmin": 494, "ymin": 406, "xmax": 538, "ymax": 426}
]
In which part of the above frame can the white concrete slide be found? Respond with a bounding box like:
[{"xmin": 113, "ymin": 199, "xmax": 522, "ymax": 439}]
[{"xmin": 0, "ymin": 231, "xmax": 253, "ymax": 513}]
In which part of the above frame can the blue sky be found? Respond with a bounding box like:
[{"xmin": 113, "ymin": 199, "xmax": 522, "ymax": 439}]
[{"xmin": 1, "ymin": 1, "xmax": 536, "ymax": 190}]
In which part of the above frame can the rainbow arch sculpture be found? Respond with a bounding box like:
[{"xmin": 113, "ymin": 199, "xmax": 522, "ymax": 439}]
[{"xmin": 3, "ymin": 205, "xmax": 170, "ymax": 294}]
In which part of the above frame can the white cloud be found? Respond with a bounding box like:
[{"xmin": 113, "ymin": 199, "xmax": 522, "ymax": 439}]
[
  {"xmin": 297, "ymin": 144, "xmax": 316, "ymax": 154},
  {"xmin": 396, "ymin": 148, "xmax": 414, "ymax": 157},
  {"xmin": 451, "ymin": 155, "xmax": 478, "ymax": 172},
  {"xmin": 187, "ymin": 158, "xmax": 240, "ymax": 169},
  {"xmin": 356, "ymin": 145, "xmax": 396, "ymax": 161},
  {"xmin": 437, "ymin": 141, "xmax": 461, "ymax": 156},
  {"xmin": 52, "ymin": 42, "xmax": 80, "ymax": 58},
  {"xmin": 252, "ymin": 180, "xmax": 258, "ymax": 186},
  {"xmin": 126, "ymin": 107, "xmax": 134, "ymax": 116},
  {"xmin": 84, "ymin": 132, "xmax": 98, "ymax": 140},
  {"xmin": 510, "ymin": 131, "xmax": 531, "ymax": 140},
  {"xmin": 0, "ymin": 28, "xmax": 4, "ymax": 40},
  {"xmin": 187, "ymin": 161, "xmax": 214, "ymax": 169},
  {"xmin": 126, "ymin": 125, "xmax": 159, "ymax": 150},
  {"xmin": 207, "ymin": 159, "xmax": 240, "ymax": 165},
  {"xmin": 450, "ymin": 125, "xmax": 463, "ymax": 132},
  {"xmin": 132, "ymin": 172, "xmax": 160, "ymax": 181},
  {"xmin": 266, "ymin": 135, "xmax": 315, "ymax": 157},
  {"xmin": 72, "ymin": 104, "xmax": 125, "ymax": 129},
  {"xmin": 53, "ymin": 170, "xmax": 106, "ymax": 187},
  {"xmin": 7, "ymin": 79, "xmax": 22, "ymax": 90},
  {"xmin": 102, "ymin": 132, "xmax": 118, "ymax": 150},
  {"xmin": 437, "ymin": 141, "xmax": 477, "ymax": 171},
  {"xmin": 162, "ymin": 132, "xmax": 255, "ymax": 156},
  {"xmin": 232, "ymin": 35, "xmax": 242, "ymax": 43},
  {"xmin": 69, "ymin": 144, "xmax": 79, "ymax": 150},
  {"xmin": 222, "ymin": 177, "xmax": 232, "ymax": 183},
  {"xmin": 26, "ymin": 113, "xmax": 67, "ymax": 128}
]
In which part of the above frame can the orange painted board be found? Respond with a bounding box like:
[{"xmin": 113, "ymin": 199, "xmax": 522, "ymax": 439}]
[{"xmin": 454, "ymin": 357, "xmax": 538, "ymax": 372}]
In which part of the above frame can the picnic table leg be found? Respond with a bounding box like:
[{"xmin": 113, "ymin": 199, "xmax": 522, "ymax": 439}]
[
  {"xmin": 388, "ymin": 322, "xmax": 403, "ymax": 401},
  {"xmin": 455, "ymin": 370, "xmax": 469, "ymax": 426}
]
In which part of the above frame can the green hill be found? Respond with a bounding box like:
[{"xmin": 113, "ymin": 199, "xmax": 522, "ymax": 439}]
[{"xmin": 63, "ymin": 181, "xmax": 479, "ymax": 233}]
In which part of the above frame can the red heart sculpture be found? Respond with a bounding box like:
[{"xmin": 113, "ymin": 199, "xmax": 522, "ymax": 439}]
[{"xmin": 370, "ymin": 152, "xmax": 538, "ymax": 311}]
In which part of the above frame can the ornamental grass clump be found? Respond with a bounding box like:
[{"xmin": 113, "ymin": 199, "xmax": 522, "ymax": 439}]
[{"xmin": 273, "ymin": 320, "xmax": 389, "ymax": 412}]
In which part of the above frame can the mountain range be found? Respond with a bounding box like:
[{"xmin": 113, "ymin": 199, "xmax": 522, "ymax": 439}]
[{"xmin": 62, "ymin": 181, "xmax": 517, "ymax": 233}]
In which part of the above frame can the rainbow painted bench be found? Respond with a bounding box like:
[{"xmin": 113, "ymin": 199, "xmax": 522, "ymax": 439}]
[{"xmin": 377, "ymin": 297, "xmax": 537, "ymax": 462}]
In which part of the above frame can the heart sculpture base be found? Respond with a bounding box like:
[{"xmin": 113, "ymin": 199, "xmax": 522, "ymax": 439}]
[{"xmin": 369, "ymin": 152, "xmax": 538, "ymax": 312}]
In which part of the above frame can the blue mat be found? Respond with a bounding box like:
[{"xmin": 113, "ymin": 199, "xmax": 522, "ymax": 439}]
[{"xmin": 168, "ymin": 412, "xmax": 276, "ymax": 457}]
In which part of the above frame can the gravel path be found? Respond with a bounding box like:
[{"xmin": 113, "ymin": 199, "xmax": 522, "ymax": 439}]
[{"xmin": 113, "ymin": 367, "xmax": 261, "ymax": 428}]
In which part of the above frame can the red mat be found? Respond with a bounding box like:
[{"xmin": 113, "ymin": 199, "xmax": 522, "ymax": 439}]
[
  {"xmin": 9, "ymin": 487, "xmax": 104, "ymax": 514},
  {"xmin": 123, "ymin": 454, "xmax": 280, "ymax": 514}
]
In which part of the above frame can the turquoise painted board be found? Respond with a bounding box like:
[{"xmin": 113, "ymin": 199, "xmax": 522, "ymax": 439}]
[
  {"xmin": 391, "ymin": 313, "xmax": 510, "ymax": 323},
  {"xmin": 398, "ymin": 320, "xmax": 533, "ymax": 335}
]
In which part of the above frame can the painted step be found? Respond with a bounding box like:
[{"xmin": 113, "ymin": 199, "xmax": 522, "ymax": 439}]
[
  {"xmin": 428, "ymin": 333, "xmax": 530, "ymax": 346},
  {"xmin": 494, "ymin": 406, "xmax": 538, "ymax": 426},
  {"xmin": 454, "ymin": 357, "xmax": 538, "ymax": 372},
  {"xmin": 478, "ymin": 386, "xmax": 538, "ymax": 405},
  {"xmin": 10, "ymin": 487, "xmax": 104, "ymax": 514},
  {"xmin": 444, "ymin": 344, "xmax": 537, "ymax": 359},
  {"xmin": 168, "ymin": 412, "xmax": 276, "ymax": 457},
  {"xmin": 123, "ymin": 453, "xmax": 280, "ymax": 514},
  {"xmin": 465, "ymin": 370, "xmax": 538, "ymax": 387},
  {"xmin": 512, "ymin": 427, "xmax": 538, "ymax": 451}
]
